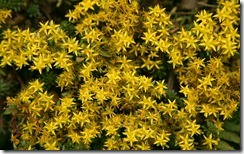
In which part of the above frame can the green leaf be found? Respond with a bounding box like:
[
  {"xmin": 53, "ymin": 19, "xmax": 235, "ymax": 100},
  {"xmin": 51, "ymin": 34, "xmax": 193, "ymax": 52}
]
[
  {"xmin": 0, "ymin": 68, "xmax": 6, "ymax": 76},
  {"xmin": 99, "ymin": 51, "xmax": 111, "ymax": 58},
  {"xmin": 3, "ymin": 108, "xmax": 12, "ymax": 115},
  {"xmin": 219, "ymin": 130, "xmax": 240, "ymax": 144},
  {"xmin": 223, "ymin": 121, "xmax": 240, "ymax": 133},
  {"xmin": 217, "ymin": 140, "xmax": 235, "ymax": 150},
  {"xmin": 46, "ymin": 67, "xmax": 50, "ymax": 72},
  {"xmin": 0, "ymin": 0, "xmax": 23, "ymax": 11}
]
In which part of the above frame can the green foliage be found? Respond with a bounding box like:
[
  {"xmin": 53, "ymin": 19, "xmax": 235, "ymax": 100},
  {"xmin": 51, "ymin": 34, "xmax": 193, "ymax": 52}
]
[
  {"xmin": 217, "ymin": 140, "xmax": 235, "ymax": 150},
  {"xmin": 217, "ymin": 108, "xmax": 240, "ymax": 150},
  {"xmin": 39, "ymin": 70, "xmax": 59, "ymax": 89},
  {"xmin": 61, "ymin": 140, "xmax": 85, "ymax": 150},
  {"xmin": 223, "ymin": 121, "xmax": 240, "ymax": 133},
  {"xmin": 27, "ymin": 3, "xmax": 42, "ymax": 18},
  {"xmin": 0, "ymin": 78, "xmax": 15, "ymax": 98},
  {"xmin": 60, "ymin": 20, "xmax": 76, "ymax": 36},
  {"xmin": 0, "ymin": 0, "xmax": 23, "ymax": 11},
  {"xmin": 219, "ymin": 130, "xmax": 240, "ymax": 145}
]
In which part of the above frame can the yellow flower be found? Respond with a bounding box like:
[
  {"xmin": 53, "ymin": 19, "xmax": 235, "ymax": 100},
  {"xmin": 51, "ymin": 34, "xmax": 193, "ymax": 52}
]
[
  {"xmin": 83, "ymin": 28, "xmax": 102, "ymax": 43},
  {"xmin": 44, "ymin": 121, "xmax": 58, "ymax": 135},
  {"xmin": 144, "ymin": 16, "xmax": 157, "ymax": 29},
  {"xmin": 48, "ymin": 20, "xmax": 60, "ymax": 33},
  {"xmin": 11, "ymin": 134, "xmax": 20, "ymax": 146},
  {"xmin": 103, "ymin": 125, "xmax": 118, "ymax": 136},
  {"xmin": 199, "ymin": 35, "xmax": 218, "ymax": 51},
  {"xmin": 118, "ymin": 56, "xmax": 132, "ymax": 70},
  {"xmin": 139, "ymin": 76, "xmax": 153, "ymax": 92},
  {"xmin": 60, "ymin": 96, "xmax": 73, "ymax": 105},
  {"xmin": 31, "ymin": 54, "xmax": 47, "ymax": 74},
  {"xmin": 155, "ymin": 38, "xmax": 171, "ymax": 53},
  {"xmin": 191, "ymin": 58, "xmax": 205, "ymax": 70},
  {"xmin": 71, "ymin": 111, "xmax": 89, "ymax": 126},
  {"xmin": 79, "ymin": 62, "xmax": 97, "ymax": 79},
  {"xmin": 104, "ymin": 137, "xmax": 118, "ymax": 150},
  {"xmin": 197, "ymin": 74, "xmax": 215, "ymax": 91},
  {"xmin": 195, "ymin": 10, "xmax": 213, "ymax": 24},
  {"xmin": 149, "ymin": 5, "xmax": 165, "ymax": 17},
  {"xmin": 39, "ymin": 21, "xmax": 50, "ymax": 35},
  {"xmin": 123, "ymin": 127, "xmax": 138, "ymax": 147},
  {"xmin": 0, "ymin": 55, "xmax": 13, "ymax": 66},
  {"xmin": 203, "ymin": 133, "xmax": 218, "ymax": 149},
  {"xmin": 146, "ymin": 112, "xmax": 160, "ymax": 125},
  {"xmin": 167, "ymin": 48, "xmax": 183, "ymax": 69},
  {"xmin": 14, "ymin": 53, "xmax": 29, "ymax": 69},
  {"xmin": 219, "ymin": 105, "xmax": 234, "ymax": 120},
  {"xmin": 53, "ymin": 52, "xmax": 73, "ymax": 72},
  {"xmin": 0, "ymin": 9, "xmax": 11, "ymax": 23},
  {"xmin": 81, "ymin": 127, "xmax": 95, "ymax": 145},
  {"xmin": 105, "ymin": 68, "xmax": 121, "ymax": 84},
  {"xmin": 112, "ymin": 30, "xmax": 135, "ymax": 50},
  {"xmin": 63, "ymin": 38, "xmax": 82, "ymax": 56},
  {"xmin": 139, "ymin": 96, "xmax": 156, "ymax": 110},
  {"xmin": 141, "ymin": 57, "xmax": 154, "ymax": 70},
  {"xmin": 150, "ymin": 60, "xmax": 161, "ymax": 69},
  {"xmin": 183, "ymin": 99, "xmax": 197, "ymax": 116},
  {"xmin": 110, "ymin": 95, "xmax": 121, "ymax": 107},
  {"xmin": 142, "ymin": 29, "xmax": 157, "ymax": 44},
  {"xmin": 44, "ymin": 141, "xmax": 59, "ymax": 150},
  {"xmin": 221, "ymin": 38, "xmax": 237, "ymax": 56},
  {"xmin": 80, "ymin": 0, "xmax": 98, "ymax": 11},
  {"xmin": 1, "ymin": 0, "xmax": 240, "ymax": 150},
  {"xmin": 179, "ymin": 85, "xmax": 192, "ymax": 97},
  {"xmin": 19, "ymin": 89, "xmax": 34, "ymax": 103},
  {"xmin": 29, "ymin": 103, "xmax": 42, "ymax": 117},
  {"xmin": 185, "ymin": 120, "xmax": 201, "ymax": 137},
  {"xmin": 57, "ymin": 71, "xmax": 74, "ymax": 90},
  {"xmin": 95, "ymin": 87, "xmax": 108, "ymax": 103},
  {"xmin": 178, "ymin": 134, "xmax": 194, "ymax": 150},
  {"xmin": 79, "ymin": 88, "xmax": 93, "ymax": 102},
  {"xmin": 23, "ymin": 121, "xmax": 36, "ymax": 135},
  {"xmin": 154, "ymin": 80, "xmax": 167, "ymax": 96},
  {"xmin": 122, "ymin": 84, "xmax": 138, "ymax": 100},
  {"xmin": 192, "ymin": 21, "xmax": 204, "ymax": 37},
  {"xmin": 67, "ymin": 130, "xmax": 81, "ymax": 144},
  {"xmin": 136, "ymin": 141, "xmax": 151, "ymax": 150},
  {"xmin": 154, "ymin": 130, "xmax": 170, "ymax": 148},
  {"xmin": 29, "ymin": 79, "xmax": 44, "ymax": 93},
  {"xmin": 200, "ymin": 104, "xmax": 214, "ymax": 118},
  {"xmin": 161, "ymin": 99, "xmax": 177, "ymax": 117},
  {"xmin": 38, "ymin": 91, "xmax": 55, "ymax": 112},
  {"xmin": 54, "ymin": 115, "xmax": 69, "ymax": 128}
]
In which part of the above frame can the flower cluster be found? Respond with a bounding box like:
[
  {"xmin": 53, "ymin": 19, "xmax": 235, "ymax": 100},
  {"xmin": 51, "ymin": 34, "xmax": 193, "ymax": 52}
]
[
  {"xmin": 0, "ymin": 9, "xmax": 11, "ymax": 25},
  {"xmin": 1, "ymin": 0, "xmax": 240, "ymax": 150}
]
